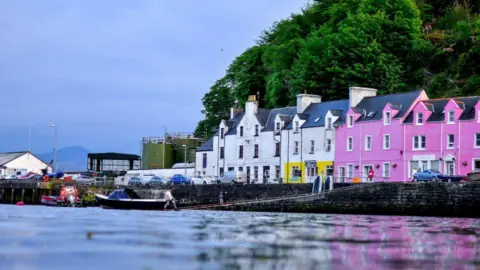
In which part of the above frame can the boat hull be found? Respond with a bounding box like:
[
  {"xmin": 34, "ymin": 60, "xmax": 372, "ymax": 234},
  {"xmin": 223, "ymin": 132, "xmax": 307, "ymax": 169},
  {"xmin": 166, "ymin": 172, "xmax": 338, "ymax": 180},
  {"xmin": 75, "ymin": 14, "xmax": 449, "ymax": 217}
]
[{"xmin": 95, "ymin": 194, "xmax": 167, "ymax": 210}]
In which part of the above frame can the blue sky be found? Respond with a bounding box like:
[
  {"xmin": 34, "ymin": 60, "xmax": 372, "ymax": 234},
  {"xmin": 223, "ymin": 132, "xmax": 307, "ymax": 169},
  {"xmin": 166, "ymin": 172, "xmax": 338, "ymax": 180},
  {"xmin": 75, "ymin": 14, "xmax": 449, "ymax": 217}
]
[{"xmin": 0, "ymin": 0, "xmax": 308, "ymax": 155}]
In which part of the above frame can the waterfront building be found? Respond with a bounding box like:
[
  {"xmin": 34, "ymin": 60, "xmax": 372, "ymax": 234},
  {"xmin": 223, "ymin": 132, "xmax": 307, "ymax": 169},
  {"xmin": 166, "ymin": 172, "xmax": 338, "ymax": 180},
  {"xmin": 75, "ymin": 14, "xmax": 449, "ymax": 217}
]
[
  {"xmin": 280, "ymin": 95, "xmax": 349, "ymax": 183},
  {"xmin": 195, "ymin": 138, "xmax": 214, "ymax": 176},
  {"xmin": 403, "ymin": 96, "xmax": 480, "ymax": 178},
  {"xmin": 0, "ymin": 151, "xmax": 51, "ymax": 176},
  {"xmin": 87, "ymin": 152, "xmax": 141, "ymax": 176},
  {"xmin": 333, "ymin": 88, "xmax": 427, "ymax": 182}
]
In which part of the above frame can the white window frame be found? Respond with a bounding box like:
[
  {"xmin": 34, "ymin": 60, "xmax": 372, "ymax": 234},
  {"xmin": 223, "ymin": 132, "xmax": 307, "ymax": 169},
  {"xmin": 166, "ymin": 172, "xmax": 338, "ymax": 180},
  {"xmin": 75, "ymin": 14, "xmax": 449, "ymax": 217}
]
[
  {"xmin": 310, "ymin": 140, "xmax": 315, "ymax": 153},
  {"xmin": 478, "ymin": 109, "xmax": 480, "ymax": 123},
  {"xmin": 447, "ymin": 111, "xmax": 455, "ymax": 124},
  {"xmin": 275, "ymin": 122, "xmax": 280, "ymax": 131},
  {"xmin": 416, "ymin": 112, "xmax": 423, "ymax": 125},
  {"xmin": 384, "ymin": 111, "xmax": 391, "ymax": 125},
  {"xmin": 347, "ymin": 115, "xmax": 353, "ymax": 128},
  {"xmin": 347, "ymin": 137, "xmax": 353, "ymax": 151},
  {"xmin": 347, "ymin": 164, "xmax": 354, "ymax": 178},
  {"xmin": 294, "ymin": 141, "xmax": 299, "ymax": 155},
  {"xmin": 338, "ymin": 166, "xmax": 346, "ymax": 182},
  {"xmin": 294, "ymin": 121, "xmax": 299, "ymax": 132},
  {"xmin": 475, "ymin": 133, "xmax": 480, "ymax": 148},
  {"xmin": 326, "ymin": 118, "xmax": 332, "ymax": 129},
  {"xmin": 383, "ymin": 162, "xmax": 391, "ymax": 178},
  {"xmin": 326, "ymin": 139, "xmax": 332, "ymax": 152},
  {"xmin": 447, "ymin": 134, "xmax": 454, "ymax": 149},
  {"xmin": 413, "ymin": 135, "xmax": 426, "ymax": 150},
  {"xmin": 383, "ymin": 134, "xmax": 391, "ymax": 150},
  {"xmin": 365, "ymin": 136, "xmax": 372, "ymax": 151}
]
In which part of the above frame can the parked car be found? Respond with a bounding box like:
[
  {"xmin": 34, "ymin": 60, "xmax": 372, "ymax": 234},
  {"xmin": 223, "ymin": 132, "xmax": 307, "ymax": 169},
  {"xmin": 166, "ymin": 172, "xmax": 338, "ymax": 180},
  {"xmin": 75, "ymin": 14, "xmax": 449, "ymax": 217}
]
[
  {"xmin": 412, "ymin": 169, "xmax": 464, "ymax": 182},
  {"xmin": 128, "ymin": 177, "xmax": 143, "ymax": 186},
  {"xmin": 215, "ymin": 171, "xmax": 246, "ymax": 184},
  {"xmin": 169, "ymin": 174, "xmax": 191, "ymax": 185},
  {"xmin": 191, "ymin": 176, "xmax": 214, "ymax": 185},
  {"xmin": 146, "ymin": 176, "xmax": 166, "ymax": 186}
]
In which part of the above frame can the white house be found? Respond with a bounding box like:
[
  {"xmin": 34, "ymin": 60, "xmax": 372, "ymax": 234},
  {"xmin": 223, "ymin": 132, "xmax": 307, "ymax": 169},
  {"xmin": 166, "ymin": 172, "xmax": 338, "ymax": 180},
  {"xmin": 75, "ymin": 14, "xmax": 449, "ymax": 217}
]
[
  {"xmin": 195, "ymin": 138, "xmax": 214, "ymax": 176},
  {"xmin": 0, "ymin": 151, "xmax": 51, "ymax": 176}
]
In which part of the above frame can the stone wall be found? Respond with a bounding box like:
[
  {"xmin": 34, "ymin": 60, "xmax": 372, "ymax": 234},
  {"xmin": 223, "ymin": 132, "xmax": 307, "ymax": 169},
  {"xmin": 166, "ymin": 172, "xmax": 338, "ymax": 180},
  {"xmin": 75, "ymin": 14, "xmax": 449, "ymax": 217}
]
[{"xmin": 216, "ymin": 182, "xmax": 480, "ymax": 218}]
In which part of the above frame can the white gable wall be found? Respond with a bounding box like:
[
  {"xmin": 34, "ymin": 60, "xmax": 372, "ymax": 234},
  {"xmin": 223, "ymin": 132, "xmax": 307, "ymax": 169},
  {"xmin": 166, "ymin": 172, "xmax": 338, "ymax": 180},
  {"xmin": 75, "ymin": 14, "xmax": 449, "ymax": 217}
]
[{"xmin": 4, "ymin": 153, "xmax": 49, "ymax": 174}]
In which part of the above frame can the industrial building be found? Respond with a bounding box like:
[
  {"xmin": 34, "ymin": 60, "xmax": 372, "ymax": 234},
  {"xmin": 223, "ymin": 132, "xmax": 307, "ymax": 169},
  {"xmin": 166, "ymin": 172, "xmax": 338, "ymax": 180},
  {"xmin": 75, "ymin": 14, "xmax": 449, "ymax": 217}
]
[
  {"xmin": 87, "ymin": 152, "xmax": 141, "ymax": 176},
  {"xmin": 141, "ymin": 132, "xmax": 205, "ymax": 169}
]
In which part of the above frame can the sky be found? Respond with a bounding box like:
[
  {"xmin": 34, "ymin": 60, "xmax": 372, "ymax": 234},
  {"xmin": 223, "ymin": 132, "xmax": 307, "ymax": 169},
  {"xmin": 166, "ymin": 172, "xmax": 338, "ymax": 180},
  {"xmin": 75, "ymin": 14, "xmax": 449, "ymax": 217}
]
[{"xmin": 0, "ymin": 0, "xmax": 309, "ymax": 155}]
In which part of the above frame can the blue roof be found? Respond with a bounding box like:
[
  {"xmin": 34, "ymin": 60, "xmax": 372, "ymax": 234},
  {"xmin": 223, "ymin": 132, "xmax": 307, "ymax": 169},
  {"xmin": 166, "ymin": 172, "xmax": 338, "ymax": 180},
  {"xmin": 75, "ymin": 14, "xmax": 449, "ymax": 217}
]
[
  {"xmin": 286, "ymin": 99, "xmax": 350, "ymax": 129},
  {"xmin": 196, "ymin": 137, "xmax": 214, "ymax": 152}
]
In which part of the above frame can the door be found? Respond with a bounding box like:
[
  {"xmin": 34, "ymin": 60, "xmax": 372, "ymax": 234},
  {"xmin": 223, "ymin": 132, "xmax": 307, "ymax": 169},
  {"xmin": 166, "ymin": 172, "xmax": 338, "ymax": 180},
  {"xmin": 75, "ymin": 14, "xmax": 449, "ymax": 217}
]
[
  {"xmin": 363, "ymin": 165, "xmax": 373, "ymax": 182},
  {"xmin": 339, "ymin": 167, "xmax": 345, "ymax": 183},
  {"xmin": 446, "ymin": 161, "xmax": 455, "ymax": 175},
  {"xmin": 263, "ymin": 166, "xmax": 270, "ymax": 184},
  {"xmin": 246, "ymin": 167, "xmax": 251, "ymax": 184}
]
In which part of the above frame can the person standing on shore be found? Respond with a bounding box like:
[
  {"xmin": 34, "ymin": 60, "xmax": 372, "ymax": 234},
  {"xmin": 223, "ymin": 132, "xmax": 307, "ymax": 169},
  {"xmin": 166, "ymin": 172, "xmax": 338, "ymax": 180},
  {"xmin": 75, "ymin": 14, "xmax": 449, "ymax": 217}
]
[{"xmin": 164, "ymin": 189, "xmax": 178, "ymax": 210}]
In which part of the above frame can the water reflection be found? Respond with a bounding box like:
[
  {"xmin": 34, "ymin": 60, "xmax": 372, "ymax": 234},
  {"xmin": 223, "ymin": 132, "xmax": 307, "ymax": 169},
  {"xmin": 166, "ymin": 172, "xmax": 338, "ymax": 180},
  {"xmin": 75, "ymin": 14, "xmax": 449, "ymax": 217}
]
[{"xmin": 0, "ymin": 205, "xmax": 479, "ymax": 270}]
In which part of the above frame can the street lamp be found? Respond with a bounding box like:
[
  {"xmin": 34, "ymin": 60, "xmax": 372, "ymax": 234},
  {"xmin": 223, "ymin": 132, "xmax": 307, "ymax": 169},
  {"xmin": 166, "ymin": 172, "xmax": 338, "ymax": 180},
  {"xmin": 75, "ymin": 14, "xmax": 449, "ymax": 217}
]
[
  {"xmin": 50, "ymin": 123, "xmax": 57, "ymax": 174},
  {"xmin": 182, "ymin": 144, "xmax": 187, "ymax": 178}
]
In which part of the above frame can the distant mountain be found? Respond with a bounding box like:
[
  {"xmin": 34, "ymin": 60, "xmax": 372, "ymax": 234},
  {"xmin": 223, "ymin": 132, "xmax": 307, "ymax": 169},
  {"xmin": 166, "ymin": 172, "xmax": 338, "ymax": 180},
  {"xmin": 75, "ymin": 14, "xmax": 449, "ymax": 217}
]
[{"xmin": 37, "ymin": 146, "xmax": 89, "ymax": 172}]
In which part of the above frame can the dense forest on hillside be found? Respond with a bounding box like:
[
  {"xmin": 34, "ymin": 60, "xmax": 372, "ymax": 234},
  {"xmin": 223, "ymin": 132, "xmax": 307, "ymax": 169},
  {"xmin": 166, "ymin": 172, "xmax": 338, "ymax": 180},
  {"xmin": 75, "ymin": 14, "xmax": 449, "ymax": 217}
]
[{"xmin": 194, "ymin": 0, "xmax": 480, "ymax": 139}]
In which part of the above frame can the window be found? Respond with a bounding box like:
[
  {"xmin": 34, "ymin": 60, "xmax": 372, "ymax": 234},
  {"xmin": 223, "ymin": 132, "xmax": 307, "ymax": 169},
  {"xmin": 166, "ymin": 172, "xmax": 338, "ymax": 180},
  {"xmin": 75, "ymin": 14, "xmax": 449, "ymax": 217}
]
[
  {"xmin": 275, "ymin": 166, "xmax": 280, "ymax": 179},
  {"xmin": 431, "ymin": 160, "xmax": 440, "ymax": 171},
  {"xmin": 383, "ymin": 134, "xmax": 390, "ymax": 149},
  {"xmin": 413, "ymin": 135, "xmax": 426, "ymax": 150},
  {"xmin": 410, "ymin": 161, "xmax": 419, "ymax": 177},
  {"xmin": 239, "ymin": 126, "xmax": 244, "ymax": 137},
  {"xmin": 220, "ymin": 128, "xmax": 225, "ymax": 139},
  {"xmin": 338, "ymin": 167, "xmax": 346, "ymax": 183},
  {"xmin": 383, "ymin": 163, "xmax": 390, "ymax": 178},
  {"xmin": 219, "ymin": 167, "xmax": 224, "ymax": 176},
  {"xmin": 292, "ymin": 166, "xmax": 302, "ymax": 177},
  {"xmin": 276, "ymin": 122, "xmax": 280, "ymax": 131},
  {"xmin": 238, "ymin": 167, "xmax": 243, "ymax": 172},
  {"xmin": 476, "ymin": 134, "xmax": 480, "ymax": 147},
  {"xmin": 448, "ymin": 111, "xmax": 455, "ymax": 124},
  {"xmin": 347, "ymin": 115, "xmax": 354, "ymax": 127},
  {"xmin": 239, "ymin": 146, "xmax": 243, "ymax": 159},
  {"xmin": 347, "ymin": 164, "xmax": 354, "ymax": 177},
  {"xmin": 365, "ymin": 136, "xmax": 372, "ymax": 151},
  {"xmin": 228, "ymin": 167, "xmax": 234, "ymax": 172},
  {"xmin": 202, "ymin": 153, "xmax": 207, "ymax": 168},
  {"xmin": 275, "ymin": 143, "xmax": 280, "ymax": 157},
  {"xmin": 310, "ymin": 140, "xmax": 315, "ymax": 153},
  {"xmin": 347, "ymin": 137, "xmax": 353, "ymax": 151},
  {"xmin": 220, "ymin": 147, "xmax": 225, "ymax": 159},
  {"xmin": 327, "ymin": 118, "xmax": 332, "ymax": 129},
  {"xmin": 326, "ymin": 139, "xmax": 332, "ymax": 152},
  {"xmin": 294, "ymin": 121, "xmax": 299, "ymax": 132},
  {"xmin": 447, "ymin": 134, "xmax": 454, "ymax": 148},
  {"xmin": 421, "ymin": 161, "xmax": 428, "ymax": 171},
  {"xmin": 384, "ymin": 112, "xmax": 391, "ymax": 125},
  {"xmin": 254, "ymin": 166, "xmax": 258, "ymax": 180},
  {"xmin": 254, "ymin": 125, "xmax": 259, "ymax": 136},
  {"xmin": 416, "ymin": 113, "xmax": 423, "ymax": 125},
  {"xmin": 294, "ymin": 141, "xmax": 299, "ymax": 155},
  {"xmin": 254, "ymin": 144, "xmax": 259, "ymax": 158}
]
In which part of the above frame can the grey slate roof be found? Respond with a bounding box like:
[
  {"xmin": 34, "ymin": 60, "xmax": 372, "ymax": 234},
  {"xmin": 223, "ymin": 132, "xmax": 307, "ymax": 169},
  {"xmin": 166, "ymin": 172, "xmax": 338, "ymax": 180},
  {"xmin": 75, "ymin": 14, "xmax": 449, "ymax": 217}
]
[
  {"xmin": 0, "ymin": 152, "xmax": 27, "ymax": 166},
  {"xmin": 196, "ymin": 137, "xmax": 214, "ymax": 152},
  {"xmin": 404, "ymin": 96, "xmax": 480, "ymax": 123},
  {"xmin": 262, "ymin": 106, "xmax": 297, "ymax": 132},
  {"xmin": 285, "ymin": 99, "xmax": 349, "ymax": 129},
  {"xmin": 225, "ymin": 112, "xmax": 244, "ymax": 135},
  {"xmin": 354, "ymin": 90, "xmax": 422, "ymax": 122},
  {"xmin": 255, "ymin": 108, "xmax": 271, "ymax": 127}
]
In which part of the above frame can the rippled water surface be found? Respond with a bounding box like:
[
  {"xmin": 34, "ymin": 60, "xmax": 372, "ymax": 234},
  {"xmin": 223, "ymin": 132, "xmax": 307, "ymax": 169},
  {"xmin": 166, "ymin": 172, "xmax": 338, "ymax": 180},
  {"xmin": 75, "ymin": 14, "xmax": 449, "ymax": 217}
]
[{"xmin": 1, "ymin": 205, "xmax": 480, "ymax": 270}]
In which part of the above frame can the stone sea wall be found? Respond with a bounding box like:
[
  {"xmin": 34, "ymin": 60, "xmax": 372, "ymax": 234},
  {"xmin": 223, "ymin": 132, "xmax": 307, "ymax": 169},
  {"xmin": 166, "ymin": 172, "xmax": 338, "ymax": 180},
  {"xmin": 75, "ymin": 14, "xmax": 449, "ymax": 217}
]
[{"xmin": 218, "ymin": 182, "xmax": 480, "ymax": 218}]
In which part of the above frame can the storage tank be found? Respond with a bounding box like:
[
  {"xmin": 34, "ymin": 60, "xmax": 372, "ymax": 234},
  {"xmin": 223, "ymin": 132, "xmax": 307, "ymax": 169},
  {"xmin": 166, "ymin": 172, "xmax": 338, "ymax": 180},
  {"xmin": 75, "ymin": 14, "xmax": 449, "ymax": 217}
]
[
  {"xmin": 174, "ymin": 138, "xmax": 200, "ymax": 164},
  {"xmin": 142, "ymin": 138, "xmax": 174, "ymax": 169}
]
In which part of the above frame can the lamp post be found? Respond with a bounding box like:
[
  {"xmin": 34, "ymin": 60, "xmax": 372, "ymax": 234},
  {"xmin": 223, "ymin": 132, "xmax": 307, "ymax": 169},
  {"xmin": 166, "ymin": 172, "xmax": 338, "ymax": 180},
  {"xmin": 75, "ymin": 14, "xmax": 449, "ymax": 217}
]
[
  {"xmin": 50, "ymin": 123, "xmax": 57, "ymax": 174},
  {"xmin": 182, "ymin": 144, "xmax": 187, "ymax": 178},
  {"xmin": 163, "ymin": 126, "xmax": 167, "ymax": 169}
]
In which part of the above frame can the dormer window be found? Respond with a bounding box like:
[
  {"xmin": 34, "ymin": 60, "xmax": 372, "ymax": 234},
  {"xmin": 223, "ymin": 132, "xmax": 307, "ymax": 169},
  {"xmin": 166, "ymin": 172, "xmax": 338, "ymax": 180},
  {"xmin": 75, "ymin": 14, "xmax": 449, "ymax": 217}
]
[
  {"xmin": 276, "ymin": 122, "xmax": 280, "ymax": 131},
  {"xmin": 326, "ymin": 118, "xmax": 332, "ymax": 129},
  {"xmin": 384, "ymin": 112, "xmax": 391, "ymax": 125},
  {"xmin": 239, "ymin": 126, "xmax": 244, "ymax": 137},
  {"xmin": 254, "ymin": 125, "xmax": 259, "ymax": 136},
  {"xmin": 294, "ymin": 121, "xmax": 299, "ymax": 132},
  {"xmin": 416, "ymin": 113, "xmax": 423, "ymax": 125},
  {"xmin": 448, "ymin": 111, "xmax": 455, "ymax": 124},
  {"xmin": 220, "ymin": 128, "xmax": 225, "ymax": 139},
  {"xmin": 347, "ymin": 115, "xmax": 353, "ymax": 128}
]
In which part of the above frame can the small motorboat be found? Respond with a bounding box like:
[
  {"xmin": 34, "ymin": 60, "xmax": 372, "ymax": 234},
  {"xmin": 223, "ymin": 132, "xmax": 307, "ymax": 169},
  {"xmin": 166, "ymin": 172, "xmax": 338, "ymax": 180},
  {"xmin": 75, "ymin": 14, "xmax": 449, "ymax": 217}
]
[
  {"xmin": 41, "ymin": 195, "xmax": 58, "ymax": 206},
  {"xmin": 95, "ymin": 188, "xmax": 170, "ymax": 210},
  {"xmin": 41, "ymin": 186, "xmax": 83, "ymax": 207}
]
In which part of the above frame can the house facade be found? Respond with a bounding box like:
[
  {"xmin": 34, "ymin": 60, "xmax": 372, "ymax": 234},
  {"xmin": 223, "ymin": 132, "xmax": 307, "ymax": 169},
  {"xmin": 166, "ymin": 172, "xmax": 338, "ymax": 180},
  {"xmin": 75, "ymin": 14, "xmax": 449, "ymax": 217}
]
[
  {"xmin": 334, "ymin": 88, "xmax": 427, "ymax": 182},
  {"xmin": 0, "ymin": 151, "xmax": 51, "ymax": 176},
  {"xmin": 403, "ymin": 97, "xmax": 480, "ymax": 178},
  {"xmin": 195, "ymin": 137, "xmax": 214, "ymax": 176}
]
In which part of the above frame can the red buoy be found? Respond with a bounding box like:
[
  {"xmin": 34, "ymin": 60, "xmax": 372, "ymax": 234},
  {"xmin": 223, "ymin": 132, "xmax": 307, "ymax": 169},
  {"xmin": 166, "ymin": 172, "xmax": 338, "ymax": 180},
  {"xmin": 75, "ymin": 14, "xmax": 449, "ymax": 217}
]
[{"xmin": 16, "ymin": 201, "xmax": 24, "ymax": 206}]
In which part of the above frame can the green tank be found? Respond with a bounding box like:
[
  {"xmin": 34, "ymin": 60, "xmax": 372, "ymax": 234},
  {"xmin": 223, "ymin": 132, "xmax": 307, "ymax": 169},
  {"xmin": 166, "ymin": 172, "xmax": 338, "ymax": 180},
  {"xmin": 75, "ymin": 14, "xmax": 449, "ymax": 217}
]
[
  {"xmin": 142, "ymin": 142, "xmax": 174, "ymax": 169},
  {"xmin": 174, "ymin": 138, "xmax": 199, "ymax": 164}
]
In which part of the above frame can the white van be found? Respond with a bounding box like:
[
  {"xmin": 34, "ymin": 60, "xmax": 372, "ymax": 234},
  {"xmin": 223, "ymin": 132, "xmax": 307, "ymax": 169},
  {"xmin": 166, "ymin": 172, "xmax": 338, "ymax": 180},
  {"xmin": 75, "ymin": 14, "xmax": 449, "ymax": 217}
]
[{"xmin": 217, "ymin": 171, "xmax": 246, "ymax": 184}]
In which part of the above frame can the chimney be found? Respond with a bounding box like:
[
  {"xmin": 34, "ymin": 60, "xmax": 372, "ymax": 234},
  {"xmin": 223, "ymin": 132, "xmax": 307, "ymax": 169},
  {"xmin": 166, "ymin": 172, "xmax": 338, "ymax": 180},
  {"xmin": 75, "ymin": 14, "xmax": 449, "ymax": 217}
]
[
  {"xmin": 230, "ymin": 100, "xmax": 243, "ymax": 119},
  {"xmin": 296, "ymin": 94, "xmax": 322, "ymax": 114},
  {"xmin": 245, "ymin": 95, "xmax": 258, "ymax": 115},
  {"xmin": 349, "ymin": 87, "xmax": 378, "ymax": 108}
]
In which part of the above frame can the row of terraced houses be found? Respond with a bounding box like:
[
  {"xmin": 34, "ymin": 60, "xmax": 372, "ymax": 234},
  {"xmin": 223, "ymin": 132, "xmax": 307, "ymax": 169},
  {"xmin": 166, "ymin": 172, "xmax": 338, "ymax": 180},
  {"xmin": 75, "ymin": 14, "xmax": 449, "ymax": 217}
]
[{"xmin": 195, "ymin": 87, "xmax": 480, "ymax": 183}]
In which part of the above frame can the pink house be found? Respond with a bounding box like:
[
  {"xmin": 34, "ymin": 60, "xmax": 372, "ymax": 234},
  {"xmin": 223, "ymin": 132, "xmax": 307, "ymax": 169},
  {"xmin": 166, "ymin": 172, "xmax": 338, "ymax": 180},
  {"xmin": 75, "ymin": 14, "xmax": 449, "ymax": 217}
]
[
  {"xmin": 403, "ymin": 96, "xmax": 480, "ymax": 178},
  {"xmin": 334, "ymin": 87, "xmax": 427, "ymax": 182}
]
